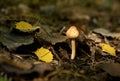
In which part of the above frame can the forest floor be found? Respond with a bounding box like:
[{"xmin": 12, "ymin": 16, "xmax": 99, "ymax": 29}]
[{"xmin": 0, "ymin": 0, "xmax": 120, "ymax": 81}]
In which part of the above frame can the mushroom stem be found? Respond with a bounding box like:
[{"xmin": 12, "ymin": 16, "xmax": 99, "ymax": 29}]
[{"xmin": 71, "ymin": 39, "xmax": 76, "ymax": 59}]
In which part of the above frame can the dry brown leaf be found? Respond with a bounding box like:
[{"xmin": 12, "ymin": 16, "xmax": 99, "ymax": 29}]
[
  {"xmin": 93, "ymin": 28, "xmax": 120, "ymax": 38},
  {"xmin": 36, "ymin": 25, "xmax": 67, "ymax": 45},
  {"xmin": 0, "ymin": 26, "xmax": 34, "ymax": 50},
  {"xmin": 0, "ymin": 33, "xmax": 34, "ymax": 50},
  {"xmin": 100, "ymin": 62, "xmax": 120, "ymax": 77}
]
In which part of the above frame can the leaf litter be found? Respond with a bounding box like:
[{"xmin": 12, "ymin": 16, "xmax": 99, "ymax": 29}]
[{"xmin": 1, "ymin": 0, "xmax": 120, "ymax": 81}]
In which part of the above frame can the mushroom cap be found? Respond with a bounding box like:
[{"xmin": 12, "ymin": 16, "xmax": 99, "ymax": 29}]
[{"xmin": 66, "ymin": 26, "xmax": 79, "ymax": 39}]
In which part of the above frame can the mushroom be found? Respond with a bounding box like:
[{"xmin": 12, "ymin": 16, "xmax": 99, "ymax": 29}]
[{"xmin": 66, "ymin": 26, "xmax": 79, "ymax": 59}]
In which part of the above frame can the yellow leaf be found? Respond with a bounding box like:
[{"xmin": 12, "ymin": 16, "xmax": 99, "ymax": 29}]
[
  {"xmin": 99, "ymin": 43, "xmax": 116, "ymax": 56},
  {"xmin": 15, "ymin": 21, "xmax": 39, "ymax": 32},
  {"xmin": 34, "ymin": 47, "xmax": 53, "ymax": 63}
]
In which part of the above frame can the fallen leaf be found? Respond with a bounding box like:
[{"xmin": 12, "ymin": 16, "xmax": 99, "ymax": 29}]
[
  {"xmin": 88, "ymin": 33, "xmax": 102, "ymax": 43},
  {"xmin": 99, "ymin": 43, "xmax": 116, "ymax": 56},
  {"xmin": 34, "ymin": 47, "xmax": 53, "ymax": 63},
  {"xmin": 0, "ymin": 54, "xmax": 33, "ymax": 71},
  {"xmin": 99, "ymin": 63, "xmax": 120, "ymax": 77},
  {"xmin": 93, "ymin": 28, "xmax": 110, "ymax": 36},
  {"xmin": 0, "ymin": 54, "xmax": 53, "ymax": 77},
  {"xmin": 36, "ymin": 25, "xmax": 67, "ymax": 45},
  {"xmin": 15, "ymin": 21, "xmax": 40, "ymax": 32},
  {"xmin": 93, "ymin": 28, "xmax": 120, "ymax": 38},
  {"xmin": 0, "ymin": 33, "xmax": 34, "ymax": 50},
  {"xmin": 0, "ymin": 26, "xmax": 34, "ymax": 50}
]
